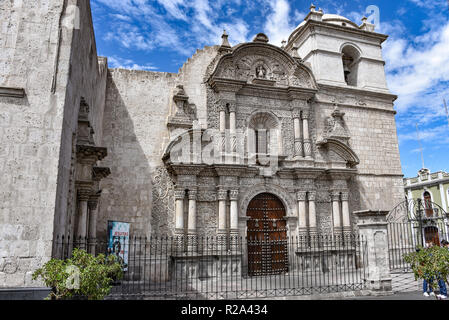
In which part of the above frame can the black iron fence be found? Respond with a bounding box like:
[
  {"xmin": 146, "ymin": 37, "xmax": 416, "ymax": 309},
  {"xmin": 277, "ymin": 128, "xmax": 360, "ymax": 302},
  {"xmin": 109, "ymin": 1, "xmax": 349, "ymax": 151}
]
[
  {"xmin": 53, "ymin": 234, "xmax": 367, "ymax": 300},
  {"xmin": 388, "ymin": 222, "xmax": 449, "ymax": 271}
]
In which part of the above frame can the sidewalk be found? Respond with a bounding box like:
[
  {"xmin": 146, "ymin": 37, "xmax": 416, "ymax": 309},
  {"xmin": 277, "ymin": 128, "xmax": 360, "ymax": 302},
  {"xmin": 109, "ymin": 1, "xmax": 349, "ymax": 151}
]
[{"xmin": 347, "ymin": 291, "xmax": 448, "ymax": 300}]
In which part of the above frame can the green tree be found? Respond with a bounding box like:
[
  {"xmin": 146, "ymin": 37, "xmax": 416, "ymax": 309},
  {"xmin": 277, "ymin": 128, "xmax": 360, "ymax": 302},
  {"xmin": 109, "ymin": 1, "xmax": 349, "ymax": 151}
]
[
  {"xmin": 404, "ymin": 245, "xmax": 449, "ymax": 298},
  {"xmin": 32, "ymin": 248, "xmax": 124, "ymax": 300}
]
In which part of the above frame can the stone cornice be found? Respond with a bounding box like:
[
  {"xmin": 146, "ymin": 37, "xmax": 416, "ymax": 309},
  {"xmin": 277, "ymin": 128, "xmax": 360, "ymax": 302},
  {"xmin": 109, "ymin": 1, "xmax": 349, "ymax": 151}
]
[
  {"xmin": 214, "ymin": 164, "xmax": 248, "ymax": 177},
  {"xmin": 209, "ymin": 78, "xmax": 246, "ymax": 93},
  {"xmin": 76, "ymin": 145, "xmax": 108, "ymax": 162},
  {"xmin": 293, "ymin": 167, "xmax": 326, "ymax": 179},
  {"xmin": 170, "ymin": 164, "xmax": 205, "ymax": 176},
  {"xmin": 286, "ymin": 19, "xmax": 388, "ymax": 52},
  {"xmin": 317, "ymin": 83, "xmax": 397, "ymax": 102},
  {"xmin": 0, "ymin": 87, "xmax": 25, "ymax": 98},
  {"xmin": 237, "ymin": 84, "xmax": 316, "ymax": 101},
  {"xmin": 326, "ymin": 168, "xmax": 358, "ymax": 180}
]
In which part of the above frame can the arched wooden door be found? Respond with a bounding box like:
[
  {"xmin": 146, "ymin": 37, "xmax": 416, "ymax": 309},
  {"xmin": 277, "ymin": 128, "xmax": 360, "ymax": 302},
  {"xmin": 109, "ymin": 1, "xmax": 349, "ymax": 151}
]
[
  {"xmin": 425, "ymin": 226, "xmax": 440, "ymax": 246},
  {"xmin": 246, "ymin": 193, "xmax": 288, "ymax": 276}
]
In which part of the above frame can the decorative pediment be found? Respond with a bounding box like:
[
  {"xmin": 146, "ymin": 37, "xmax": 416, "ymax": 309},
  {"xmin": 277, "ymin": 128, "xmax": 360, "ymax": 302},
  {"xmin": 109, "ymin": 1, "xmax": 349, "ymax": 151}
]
[
  {"xmin": 317, "ymin": 138, "xmax": 360, "ymax": 169},
  {"xmin": 209, "ymin": 41, "xmax": 317, "ymax": 90}
]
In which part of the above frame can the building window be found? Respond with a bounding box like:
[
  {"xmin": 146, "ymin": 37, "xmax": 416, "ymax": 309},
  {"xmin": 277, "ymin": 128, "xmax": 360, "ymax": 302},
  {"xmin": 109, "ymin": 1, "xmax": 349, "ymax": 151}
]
[
  {"xmin": 341, "ymin": 45, "xmax": 360, "ymax": 86},
  {"xmin": 423, "ymin": 191, "xmax": 433, "ymax": 217}
]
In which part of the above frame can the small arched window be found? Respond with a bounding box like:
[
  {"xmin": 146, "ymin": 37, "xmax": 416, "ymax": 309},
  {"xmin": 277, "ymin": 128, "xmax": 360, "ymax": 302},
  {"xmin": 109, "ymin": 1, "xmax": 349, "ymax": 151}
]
[
  {"xmin": 423, "ymin": 191, "xmax": 433, "ymax": 217},
  {"xmin": 341, "ymin": 45, "xmax": 360, "ymax": 86}
]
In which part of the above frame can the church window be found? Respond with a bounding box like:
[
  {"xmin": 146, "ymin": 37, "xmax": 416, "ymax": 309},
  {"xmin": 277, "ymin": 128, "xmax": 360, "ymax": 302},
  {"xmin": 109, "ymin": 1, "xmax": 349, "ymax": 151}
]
[
  {"xmin": 341, "ymin": 45, "xmax": 360, "ymax": 86},
  {"xmin": 423, "ymin": 191, "xmax": 433, "ymax": 217}
]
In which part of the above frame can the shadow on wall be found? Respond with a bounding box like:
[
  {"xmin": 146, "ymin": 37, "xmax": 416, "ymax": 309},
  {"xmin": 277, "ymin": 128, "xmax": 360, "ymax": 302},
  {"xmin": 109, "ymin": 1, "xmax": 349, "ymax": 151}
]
[{"xmin": 97, "ymin": 74, "xmax": 155, "ymax": 239}]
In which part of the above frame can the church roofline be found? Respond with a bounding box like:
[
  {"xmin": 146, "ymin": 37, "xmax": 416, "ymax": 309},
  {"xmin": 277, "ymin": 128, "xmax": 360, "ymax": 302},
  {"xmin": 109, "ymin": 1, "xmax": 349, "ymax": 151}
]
[{"xmin": 286, "ymin": 19, "xmax": 389, "ymax": 52}]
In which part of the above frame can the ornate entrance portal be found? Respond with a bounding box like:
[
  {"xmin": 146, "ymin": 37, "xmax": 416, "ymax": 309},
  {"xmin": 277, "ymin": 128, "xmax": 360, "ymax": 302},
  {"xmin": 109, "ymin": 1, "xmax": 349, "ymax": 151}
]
[{"xmin": 246, "ymin": 193, "xmax": 288, "ymax": 276}]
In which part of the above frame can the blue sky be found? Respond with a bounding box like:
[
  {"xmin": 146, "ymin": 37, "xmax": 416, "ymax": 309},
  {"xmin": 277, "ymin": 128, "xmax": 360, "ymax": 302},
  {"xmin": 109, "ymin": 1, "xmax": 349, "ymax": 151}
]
[{"xmin": 90, "ymin": 0, "xmax": 449, "ymax": 178}]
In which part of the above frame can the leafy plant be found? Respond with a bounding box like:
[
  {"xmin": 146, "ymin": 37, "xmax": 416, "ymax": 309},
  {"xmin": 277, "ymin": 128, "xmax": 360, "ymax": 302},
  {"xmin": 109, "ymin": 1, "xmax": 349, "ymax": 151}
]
[
  {"xmin": 404, "ymin": 245, "xmax": 449, "ymax": 298},
  {"xmin": 32, "ymin": 248, "xmax": 124, "ymax": 300}
]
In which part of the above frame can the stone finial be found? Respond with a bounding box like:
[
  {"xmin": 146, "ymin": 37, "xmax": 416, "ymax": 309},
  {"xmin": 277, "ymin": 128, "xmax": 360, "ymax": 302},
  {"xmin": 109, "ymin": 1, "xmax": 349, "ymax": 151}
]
[
  {"xmin": 221, "ymin": 30, "xmax": 231, "ymax": 48},
  {"xmin": 310, "ymin": 3, "xmax": 316, "ymax": 12},
  {"xmin": 281, "ymin": 40, "xmax": 286, "ymax": 49},
  {"xmin": 360, "ymin": 16, "xmax": 375, "ymax": 32},
  {"xmin": 318, "ymin": 8, "xmax": 323, "ymax": 13}
]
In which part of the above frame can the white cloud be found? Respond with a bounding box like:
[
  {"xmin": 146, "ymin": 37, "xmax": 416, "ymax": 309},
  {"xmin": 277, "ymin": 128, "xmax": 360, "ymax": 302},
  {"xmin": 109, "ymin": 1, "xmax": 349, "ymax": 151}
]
[
  {"xmin": 384, "ymin": 21, "xmax": 449, "ymax": 128},
  {"xmin": 108, "ymin": 56, "xmax": 158, "ymax": 71},
  {"xmin": 263, "ymin": 0, "xmax": 296, "ymax": 46}
]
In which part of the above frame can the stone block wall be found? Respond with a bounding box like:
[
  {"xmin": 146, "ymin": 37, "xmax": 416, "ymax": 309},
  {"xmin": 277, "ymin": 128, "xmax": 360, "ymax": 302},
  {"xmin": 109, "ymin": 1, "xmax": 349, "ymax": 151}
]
[
  {"xmin": 98, "ymin": 69, "xmax": 177, "ymax": 238},
  {"xmin": 0, "ymin": 0, "xmax": 108, "ymax": 288}
]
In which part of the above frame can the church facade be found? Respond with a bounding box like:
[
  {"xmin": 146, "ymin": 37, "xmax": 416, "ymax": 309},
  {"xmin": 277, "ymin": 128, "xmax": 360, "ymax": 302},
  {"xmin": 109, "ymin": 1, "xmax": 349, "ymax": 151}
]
[{"xmin": 0, "ymin": 1, "xmax": 404, "ymax": 288}]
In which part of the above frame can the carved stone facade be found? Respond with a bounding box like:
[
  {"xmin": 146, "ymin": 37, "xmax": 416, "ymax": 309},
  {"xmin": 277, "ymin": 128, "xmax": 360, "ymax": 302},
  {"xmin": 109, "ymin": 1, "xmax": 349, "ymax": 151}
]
[{"xmin": 0, "ymin": 3, "xmax": 405, "ymax": 288}]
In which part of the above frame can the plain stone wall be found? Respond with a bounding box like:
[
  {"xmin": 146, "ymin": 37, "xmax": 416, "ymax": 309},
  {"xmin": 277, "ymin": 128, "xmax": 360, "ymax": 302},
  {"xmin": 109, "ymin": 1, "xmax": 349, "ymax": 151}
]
[
  {"xmin": 0, "ymin": 0, "xmax": 107, "ymax": 288},
  {"xmin": 98, "ymin": 46, "xmax": 219, "ymax": 238},
  {"xmin": 0, "ymin": 0, "xmax": 67, "ymax": 289},
  {"xmin": 98, "ymin": 69, "xmax": 177, "ymax": 238}
]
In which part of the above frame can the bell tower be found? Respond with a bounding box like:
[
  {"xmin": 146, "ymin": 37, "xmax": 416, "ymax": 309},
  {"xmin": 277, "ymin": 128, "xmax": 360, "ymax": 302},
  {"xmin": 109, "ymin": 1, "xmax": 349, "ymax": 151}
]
[{"xmin": 285, "ymin": 5, "xmax": 390, "ymax": 93}]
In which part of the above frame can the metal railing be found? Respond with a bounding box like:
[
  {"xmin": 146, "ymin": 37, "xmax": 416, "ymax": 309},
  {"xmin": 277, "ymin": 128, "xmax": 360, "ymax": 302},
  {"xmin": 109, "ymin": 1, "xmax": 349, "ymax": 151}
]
[
  {"xmin": 53, "ymin": 234, "xmax": 367, "ymax": 300},
  {"xmin": 388, "ymin": 222, "xmax": 449, "ymax": 271}
]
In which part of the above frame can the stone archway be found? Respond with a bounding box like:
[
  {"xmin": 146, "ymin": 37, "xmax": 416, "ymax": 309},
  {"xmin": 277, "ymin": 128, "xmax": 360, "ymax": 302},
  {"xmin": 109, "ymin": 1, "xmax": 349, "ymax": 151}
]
[{"xmin": 246, "ymin": 193, "xmax": 288, "ymax": 276}]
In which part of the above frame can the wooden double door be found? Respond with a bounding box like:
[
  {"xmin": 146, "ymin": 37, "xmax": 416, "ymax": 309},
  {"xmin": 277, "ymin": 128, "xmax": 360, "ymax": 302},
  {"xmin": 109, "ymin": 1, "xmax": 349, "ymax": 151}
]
[{"xmin": 246, "ymin": 193, "xmax": 288, "ymax": 276}]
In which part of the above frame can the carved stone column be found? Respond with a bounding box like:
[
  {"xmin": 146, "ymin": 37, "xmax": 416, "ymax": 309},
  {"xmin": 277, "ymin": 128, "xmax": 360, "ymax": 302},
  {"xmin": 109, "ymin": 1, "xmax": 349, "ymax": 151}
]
[
  {"xmin": 187, "ymin": 190, "xmax": 197, "ymax": 235},
  {"xmin": 218, "ymin": 189, "xmax": 228, "ymax": 234},
  {"xmin": 88, "ymin": 195, "xmax": 99, "ymax": 254},
  {"xmin": 292, "ymin": 108, "xmax": 303, "ymax": 158},
  {"xmin": 174, "ymin": 189, "xmax": 185, "ymax": 234},
  {"xmin": 230, "ymin": 190, "xmax": 239, "ymax": 235},
  {"xmin": 218, "ymin": 104, "xmax": 227, "ymax": 159},
  {"xmin": 308, "ymin": 191, "xmax": 317, "ymax": 235},
  {"xmin": 302, "ymin": 110, "xmax": 312, "ymax": 158},
  {"xmin": 341, "ymin": 192, "xmax": 351, "ymax": 234},
  {"xmin": 76, "ymin": 187, "xmax": 91, "ymax": 241},
  {"xmin": 331, "ymin": 191, "xmax": 342, "ymax": 234},
  {"xmin": 187, "ymin": 189, "xmax": 198, "ymax": 251},
  {"xmin": 297, "ymin": 191, "xmax": 307, "ymax": 235},
  {"xmin": 229, "ymin": 103, "xmax": 237, "ymax": 153}
]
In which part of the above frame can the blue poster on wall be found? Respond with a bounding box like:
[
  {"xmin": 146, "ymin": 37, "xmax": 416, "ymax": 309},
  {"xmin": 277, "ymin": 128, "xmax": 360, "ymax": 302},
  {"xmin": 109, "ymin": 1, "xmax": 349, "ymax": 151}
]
[{"xmin": 107, "ymin": 221, "xmax": 130, "ymax": 271}]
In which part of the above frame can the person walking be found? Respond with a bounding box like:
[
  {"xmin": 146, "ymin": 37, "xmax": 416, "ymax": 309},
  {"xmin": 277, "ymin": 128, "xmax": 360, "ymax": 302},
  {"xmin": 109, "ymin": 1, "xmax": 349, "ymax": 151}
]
[{"xmin": 423, "ymin": 241, "xmax": 436, "ymax": 297}]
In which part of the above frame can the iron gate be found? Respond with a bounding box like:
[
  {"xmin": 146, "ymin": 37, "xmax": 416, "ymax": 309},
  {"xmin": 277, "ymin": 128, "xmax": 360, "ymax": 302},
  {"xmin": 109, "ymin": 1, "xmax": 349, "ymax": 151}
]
[{"xmin": 387, "ymin": 199, "xmax": 449, "ymax": 292}]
